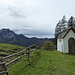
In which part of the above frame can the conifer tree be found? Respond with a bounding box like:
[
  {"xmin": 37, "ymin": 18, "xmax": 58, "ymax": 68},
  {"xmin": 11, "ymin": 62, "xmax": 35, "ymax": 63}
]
[{"xmin": 68, "ymin": 16, "xmax": 74, "ymax": 27}]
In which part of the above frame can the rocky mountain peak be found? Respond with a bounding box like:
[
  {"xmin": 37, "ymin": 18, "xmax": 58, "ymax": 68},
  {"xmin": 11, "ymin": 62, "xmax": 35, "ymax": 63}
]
[{"xmin": 0, "ymin": 28, "xmax": 16, "ymax": 39}]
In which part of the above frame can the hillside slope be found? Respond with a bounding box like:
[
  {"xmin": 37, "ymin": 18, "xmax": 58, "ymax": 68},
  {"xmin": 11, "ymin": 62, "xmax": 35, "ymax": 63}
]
[
  {"xmin": 8, "ymin": 50, "xmax": 75, "ymax": 75},
  {"xmin": 0, "ymin": 43, "xmax": 25, "ymax": 57}
]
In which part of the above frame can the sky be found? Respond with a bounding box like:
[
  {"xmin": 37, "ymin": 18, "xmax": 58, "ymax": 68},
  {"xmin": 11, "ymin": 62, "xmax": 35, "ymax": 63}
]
[{"xmin": 0, "ymin": 0, "xmax": 75, "ymax": 38}]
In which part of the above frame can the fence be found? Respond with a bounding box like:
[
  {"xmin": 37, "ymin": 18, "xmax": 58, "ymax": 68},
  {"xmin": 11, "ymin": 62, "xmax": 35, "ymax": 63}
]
[
  {"xmin": 42, "ymin": 45, "xmax": 57, "ymax": 50},
  {"xmin": 0, "ymin": 44, "xmax": 39, "ymax": 75}
]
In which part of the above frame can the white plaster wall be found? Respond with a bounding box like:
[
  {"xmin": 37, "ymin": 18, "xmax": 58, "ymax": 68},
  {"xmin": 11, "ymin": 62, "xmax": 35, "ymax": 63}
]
[
  {"xmin": 57, "ymin": 39, "xmax": 63, "ymax": 52},
  {"xmin": 63, "ymin": 30, "xmax": 75, "ymax": 53},
  {"xmin": 57, "ymin": 39, "xmax": 60, "ymax": 51}
]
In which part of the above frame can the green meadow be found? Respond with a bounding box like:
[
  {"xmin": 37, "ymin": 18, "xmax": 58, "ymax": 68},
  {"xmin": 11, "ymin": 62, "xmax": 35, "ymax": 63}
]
[{"xmin": 8, "ymin": 50, "xmax": 75, "ymax": 75}]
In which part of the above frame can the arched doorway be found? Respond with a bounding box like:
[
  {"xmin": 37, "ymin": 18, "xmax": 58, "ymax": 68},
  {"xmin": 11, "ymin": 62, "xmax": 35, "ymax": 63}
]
[{"xmin": 68, "ymin": 38, "xmax": 75, "ymax": 53}]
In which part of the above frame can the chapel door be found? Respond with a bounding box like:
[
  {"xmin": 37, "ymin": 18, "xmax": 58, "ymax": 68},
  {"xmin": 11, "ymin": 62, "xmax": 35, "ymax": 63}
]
[{"xmin": 68, "ymin": 38, "xmax": 75, "ymax": 53}]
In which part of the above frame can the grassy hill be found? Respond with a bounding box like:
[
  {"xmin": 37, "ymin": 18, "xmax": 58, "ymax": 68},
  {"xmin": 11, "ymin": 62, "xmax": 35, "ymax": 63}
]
[
  {"xmin": 0, "ymin": 43, "xmax": 25, "ymax": 58},
  {"xmin": 8, "ymin": 50, "xmax": 75, "ymax": 75}
]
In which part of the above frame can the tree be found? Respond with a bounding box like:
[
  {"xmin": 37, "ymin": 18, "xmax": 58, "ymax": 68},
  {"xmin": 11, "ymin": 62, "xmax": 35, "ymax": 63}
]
[
  {"xmin": 68, "ymin": 16, "xmax": 75, "ymax": 30},
  {"xmin": 42, "ymin": 41, "xmax": 54, "ymax": 50},
  {"xmin": 68, "ymin": 16, "xmax": 74, "ymax": 27},
  {"xmin": 55, "ymin": 15, "xmax": 68, "ymax": 37},
  {"xmin": 62, "ymin": 15, "xmax": 67, "ymax": 24}
]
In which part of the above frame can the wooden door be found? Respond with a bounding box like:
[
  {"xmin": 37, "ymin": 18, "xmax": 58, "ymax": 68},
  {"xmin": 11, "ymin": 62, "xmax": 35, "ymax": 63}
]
[{"xmin": 68, "ymin": 38, "xmax": 75, "ymax": 53}]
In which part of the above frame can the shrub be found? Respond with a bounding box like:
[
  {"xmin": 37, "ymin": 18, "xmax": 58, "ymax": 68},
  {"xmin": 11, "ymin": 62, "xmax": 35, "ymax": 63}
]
[{"xmin": 42, "ymin": 41, "xmax": 54, "ymax": 50}]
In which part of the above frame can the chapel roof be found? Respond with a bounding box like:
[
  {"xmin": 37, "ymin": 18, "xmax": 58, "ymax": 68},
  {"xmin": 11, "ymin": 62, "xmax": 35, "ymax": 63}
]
[{"xmin": 57, "ymin": 28, "xmax": 75, "ymax": 39}]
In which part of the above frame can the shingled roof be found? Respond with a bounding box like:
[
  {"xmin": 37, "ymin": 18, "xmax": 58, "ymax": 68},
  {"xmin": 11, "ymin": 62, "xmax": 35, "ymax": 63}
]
[{"xmin": 57, "ymin": 28, "xmax": 75, "ymax": 39}]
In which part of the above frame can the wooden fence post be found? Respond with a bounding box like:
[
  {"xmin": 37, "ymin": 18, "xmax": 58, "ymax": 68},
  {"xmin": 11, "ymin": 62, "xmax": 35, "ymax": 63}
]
[
  {"xmin": 36, "ymin": 47, "xmax": 37, "ymax": 53},
  {"xmin": 27, "ymin": 47, "xmax": 30, "ymax": 61},
  {"xmin": 54, "ymin": 45, "xmax": 57, "ymax": 50},
  {"xmin": 0, "ymin": 58, "xmax": 9, "ymax": 75},
  {"xmin": 35, "ymin": 44, "xmax": 37, "ymax": 53}
]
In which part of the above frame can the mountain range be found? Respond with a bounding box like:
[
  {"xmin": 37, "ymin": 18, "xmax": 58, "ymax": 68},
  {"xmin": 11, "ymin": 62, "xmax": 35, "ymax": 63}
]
[{"xmin": 0, "ymin": 28, "xmax": 54, "ymax": 47}]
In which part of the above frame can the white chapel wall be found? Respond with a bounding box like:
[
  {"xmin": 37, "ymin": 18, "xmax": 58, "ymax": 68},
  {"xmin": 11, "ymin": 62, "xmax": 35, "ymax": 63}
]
[
  {"xmin": 57, "ymin": 39, "xmax": 63, "ymax": 52},
  {"xmin": 63, "ymin": 30, "xmax": 75, "ymax": 53}
]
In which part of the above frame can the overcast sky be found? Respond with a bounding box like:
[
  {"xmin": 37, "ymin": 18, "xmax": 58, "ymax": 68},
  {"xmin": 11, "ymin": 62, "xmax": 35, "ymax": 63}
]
[{"xmin": 0, "ymin": 0, "xmax": 75, "ymax": 38}]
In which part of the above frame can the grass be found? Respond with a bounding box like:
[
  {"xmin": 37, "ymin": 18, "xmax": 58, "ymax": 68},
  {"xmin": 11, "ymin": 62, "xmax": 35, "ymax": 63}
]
[
  {"xmin": 0, "ymin": 43, "xmax": 25, "ymax": 57},
  {"xmin": 8, "ymin": 50, "xmax": 75, "ymax": 75},
  {"xmin": 0, "ymin": 43, "xmax": 26, "ymax": 63}
]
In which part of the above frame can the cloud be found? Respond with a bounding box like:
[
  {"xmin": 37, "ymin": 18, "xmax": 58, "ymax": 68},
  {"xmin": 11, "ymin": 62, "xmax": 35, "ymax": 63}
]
[
  {"xmin": 0, "ymin": 0, "xmax": 16, "ymax": 6},
  {"xmin": 10, "ymin": 11, "xmax": 25, "ymax": 18},
  {"xmin": 25, "ymin": 0, "xmax": 37, "ymax": 6},
  {"xmin": 14, "ymin": 27, "xmax": 53, "ymax": 35},
  {"xmin": 14, "ymin": 28, "xmax": 54, "ymax": 38},
  {"xmin": 8, "ymin": 7, "xmax": 26, "ymax": 18},
  {"xmin": 0, "ymin": 0, "xmax": 75, "ymax": 38}
]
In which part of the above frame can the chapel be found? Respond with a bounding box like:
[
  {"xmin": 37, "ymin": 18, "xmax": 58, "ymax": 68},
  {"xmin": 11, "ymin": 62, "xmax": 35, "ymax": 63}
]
[{"xmin": 55, "ymin": 16, "xmax": 75, "ymax": 53}]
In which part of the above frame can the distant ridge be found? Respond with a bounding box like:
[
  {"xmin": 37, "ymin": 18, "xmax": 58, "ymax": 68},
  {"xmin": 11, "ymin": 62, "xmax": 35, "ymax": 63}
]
[{"xmin": 0, "ymin": 28, "xmax": 54, "ymax": 47}]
